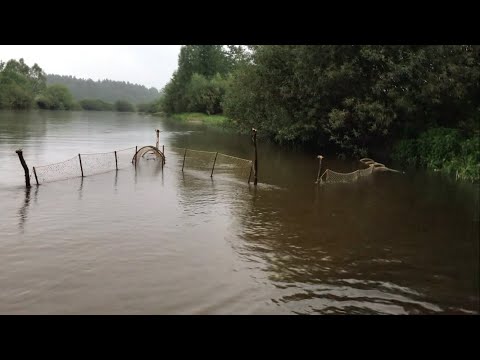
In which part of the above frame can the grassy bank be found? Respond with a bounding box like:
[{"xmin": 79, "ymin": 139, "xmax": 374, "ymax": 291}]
[
  {"xmin": 392, "ymin": 128, "xmax": 480, "ymax": 183},
  {"xmin": 169, "ymin": 112, "xmax": 228, "ymax": 127}
]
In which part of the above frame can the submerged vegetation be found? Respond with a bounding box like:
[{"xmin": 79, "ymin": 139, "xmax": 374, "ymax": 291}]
[{"xmin": 392, "ymin": 128, "xmax": 480, "ymax": 182}]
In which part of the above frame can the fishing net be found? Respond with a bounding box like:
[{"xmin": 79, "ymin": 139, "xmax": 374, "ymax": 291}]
[
  {"xmin": 34, "ymin": 156, "xmax": 82, "ymax": 184},
  {"xmin": 320, "ymin": 165, "xmax": 374, "ymax": 183},
  {"xmin": 169, "ymin": 146, "xmax": 252, "ymax": 180},
  {"xmin": 81, "ymin": 151, "xmax": 116, "ymax": 176},
  {"xmin": 318, "ymin": 156, "xmax": 401, "ymax": 184},
  {"xmin": 33, "ymin": 147, "xmax": 137, "ymax": 184},
  {"xmin": 215, "ymin": 153, "xmax": 253, "ymax": 178},
  {"xmin": 132, "ymin": 146, "xmax": 165, "ymax": 163},
  {"xmin": 32, "ymin": 144, "xmax": 252, "ymax": 185},
  {"xmin": 116, "ymin": 147, "xmax": 137, "ymax": 168}
]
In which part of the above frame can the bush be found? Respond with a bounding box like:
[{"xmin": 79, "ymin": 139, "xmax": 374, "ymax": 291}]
[
  {"xmin": 36, "ymin": 84, "xmax": 75, "ymax": 110},
  {"xmin": 80, "ymin": 99, "xmax": 113, "ymax": 111},
  {"xmin": 392, "ymin": 127, "xmax": 480, "ymax": 182},
  {"xmin": 114, "ymin": 99, "xmax": 135, "ymax": 112}
]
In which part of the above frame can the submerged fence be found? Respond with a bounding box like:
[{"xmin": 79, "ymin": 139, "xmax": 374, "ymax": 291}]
[
  {"xmin": 32, "ymin": 147, "xmax": 137, "ymax": 184},
  {"xmin": 17, "ymin": 145, "xmax": 253, "ymax": 186},
  {"xmin": 169, "ymin": 146, "xmax": 253, "ymax": 181}
]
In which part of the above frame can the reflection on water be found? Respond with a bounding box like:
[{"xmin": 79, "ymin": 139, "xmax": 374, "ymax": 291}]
[
  {"xmin": 18, "ymin": 186, "xmax": 39, "ymax": 231},
  {"xmin": 0, "ymin": 110, "xmax": 478, "ymax": 314}
]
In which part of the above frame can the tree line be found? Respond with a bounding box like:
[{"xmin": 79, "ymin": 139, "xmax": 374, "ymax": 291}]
[
  {"xmin": 46, "ymin": 74, "xmax": 160, "ymax": 104},
  {"xmin": 157, "ymin": 45, "xmax": 479, "ymax": 181},
  {"xmin": 0, "ymin": 59, "xmax": 141, "ymax": 112}
]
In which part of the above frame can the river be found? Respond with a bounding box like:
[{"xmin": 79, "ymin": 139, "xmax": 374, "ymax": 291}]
[{"xmin": 0, "ymin": 110, "xmax": 478, "ymax": 314}]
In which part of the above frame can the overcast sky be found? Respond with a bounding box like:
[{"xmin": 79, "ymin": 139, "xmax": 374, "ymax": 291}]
[{"xmin": 0, "ymin": 45, "xmax": 182, "ymax": 90}]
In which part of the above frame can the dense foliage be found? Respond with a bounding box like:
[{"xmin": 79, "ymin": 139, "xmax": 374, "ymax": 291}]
[
  {"xmin": 79, "ymin": 99, "xmax": 114, "ymax": 111},
  {"xmin": 392, "ymin": 128, "xmax": 480, "ymax": 182},
  {"xmin": 0, "ymin": 59, "xmax": 47, "ymax": 109},
  {"xmin": 161, "ymin": 45, "xmax": 246, "ymax": 114},
  {"xmin": 223, "ymin": 46, "xmax": 479, "ymax": 156},
  {"xmin": 35, "ymin": 84, "xmax": 77, "ymax": 110},
  {"xmin": 114, "ymin": 99, "xmax": 135, "ymax": 112},
  {"xmin": 161, "ymin": 45, "xmax": 479, "ymax": 181}
]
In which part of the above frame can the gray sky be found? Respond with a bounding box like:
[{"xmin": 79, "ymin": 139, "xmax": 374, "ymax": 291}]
[{"xmin": 0, "ymin": 45, "xmax": 182, "ymax": 90}]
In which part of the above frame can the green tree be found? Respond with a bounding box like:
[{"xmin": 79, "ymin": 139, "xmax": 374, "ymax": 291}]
[
  {"xmin": 224, "ymin": 45, "xmax": 479, "ymax": 157},
  {"xmin": 161, "ymin": 45, "xmax": 241, "ymax": 114},
  {"xmin": 36, "ymin": 84, "xmax": 76, "ymax": 110},
  {"xmin": 114, "ymin": 99, "xmax": 135, "ymax": 112},
  {"xmin": 0, "ymin": 58, "xmax": 47, "ymax": 109}
]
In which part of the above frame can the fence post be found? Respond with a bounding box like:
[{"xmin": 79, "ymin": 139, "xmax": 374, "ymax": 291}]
[
  {"xmin": 316, "ymin": 155, "xmax": 323, "ymax": 183},
  {"xmin": 15, "ymin": 149, "xmax": 31, "ymax": 188},
  {"xmin": 135, "ymin": 146, "xmax": 138, "ymax": 168},
  {"xmin": 33, "ymin": 167, "xmax": 39, "ymax": 185},
  {"xmin": 115, "ymin": 151, "xmax": 118, "ymax": 170},
  {"xmin": 247, "ymin": 162, "xmax": 253, "ymax": 184},
  {"xmin": 162, "ymin": 145, "xmax": 165, "ymax": 165},
  {"xmin": 182, "ymin": 149, "xmax": 187, "ymax": 172},
  {"xmin": 252, "ymin": 128, "xmax": 258, "ymax": 186},
  {"xmin": 156, "ymin": 129, "xmax": 160, "ymax": 149},
  {"xmin": 210, "ymin": 152, "xmax": 218, "ymax": 178},
  {"xmin": 78, "ymin": 154, "xmax": 84, "ymax": 177}
]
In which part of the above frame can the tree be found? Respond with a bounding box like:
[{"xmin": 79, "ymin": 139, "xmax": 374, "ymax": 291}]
[
  {"xmin": 223, "ymin": 45, "xmax": 480, "ymax": 157},
  {"xmin": 0, "ymin": 58, "xmax": 47, "ymax": 109},
  {"xmin": 161, "ymin": 45, "xmax": 240, "ymax": 114},
  {"xmin": 36, "ymin": 84, "xmax": 76, "ymax": 110},
  {"xmin": 114, "ymin": 99, "xmax": 135, "ymax": 112}
]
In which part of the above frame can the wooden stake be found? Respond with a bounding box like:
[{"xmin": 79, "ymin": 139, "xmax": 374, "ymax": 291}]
[
  {"xmin": 182, "ymin": 149, "xmax": 187, "ymax": 172},
  {"xmin": 78, "ymin": 154, "xmax": 84, "ymax": 177},
  {"xmin": 15, "ymin": 149, "xmax": 31, "ymax": 188},
  {"xmin": 252, "ymin": 128, "xmax": 258, "ymax": 186},
  {"xmin": 210, "ymin": 152, "xmax": 218, "ymax": 177},
  {"xmin": 114, "ymin": 151, "xmax": 118, "ymax": 170},
  {"xmin": 316, "ymin": 155, "xmax": 324, "ymax": 183},
  {"xmin": 33, "ymin": 167, "xmax": 39, "ymax": 185}
]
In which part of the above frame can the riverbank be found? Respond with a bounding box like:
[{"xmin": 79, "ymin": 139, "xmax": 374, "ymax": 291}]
[{"xmin": 165, "ymin": 112, "xmax": 228, "ymax": 127}]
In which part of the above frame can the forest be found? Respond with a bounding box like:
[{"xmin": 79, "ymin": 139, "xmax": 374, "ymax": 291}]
[
  {"xmin": 0, "ymin": 59, "xmax": 149, "ymax": 112},
  {"xmin": 46, "ymin": 74, "xmax": 160, "ymax": 104},
  {"xmin": 158, "ymin": 45, "xmax": 479, "ymax": 181}
]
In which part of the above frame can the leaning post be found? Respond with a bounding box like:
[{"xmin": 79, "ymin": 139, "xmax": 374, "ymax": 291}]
[{"xmin": 15, "ymin": 149, "xmax": 31, "ymax": 188}]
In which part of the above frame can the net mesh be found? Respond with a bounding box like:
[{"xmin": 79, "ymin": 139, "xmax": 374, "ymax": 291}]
[
  {"xmin": 321, "ymin": 165, "xmax": 374, "ymax": 183},
  {"xmin": 32, "ymin": 145, "xmax": 252, "ymax": 185},
  {"xmin": 81, "ymin": 152, "xmax": 116, "ymax": 177},
  {"xmin": 185, "ymin": 149, "xmax": 217, "ymax": 171},
  {"xmin": 34, "ymin": 156, "xmax": 81, "ymax": 184},
  {"xmin": 133, "ymin": 146, "xmax": 165, "ymax": 163},
  {"xmin": 169, "ymin": 146, "xmax": 252, "ymax": 180},
  {"xmin": 116, "ymin": 147, "xmax": 137, "ymax": 168},
  {"xmin": 215, "ymin": 153, "xmax": 252, "ymax": 178},
  {"xmin": 318, "ymin": 156, "xmax": 402, "ymax": 184},
  {"xmin": 33, "ymin": 147, "xmax": 136, "ymax": 184}
]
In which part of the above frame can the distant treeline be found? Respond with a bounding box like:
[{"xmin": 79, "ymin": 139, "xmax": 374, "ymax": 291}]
[
  {"xmin": 46, "ymin": 74, "xmax": 160, "ymax": 104},
  {"xmin": 157, "ymin": 45, "xmax": 479, "ymax": 182},
  {"xmin": 0, "ymin": 59, "xmax": 145, "ymax": 113}
]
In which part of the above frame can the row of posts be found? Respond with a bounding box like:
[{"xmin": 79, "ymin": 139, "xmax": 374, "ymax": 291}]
[
  {"xmin": 15, "ymin": 128, "xmax": 260, "ymax": 188},
  {"xmin": 16, "ymin": 147, "xmax": 138, "ymax": 188},
  {"xmin": 179, "ymin": 128, "xmax": 258, "ymax": 185}
]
